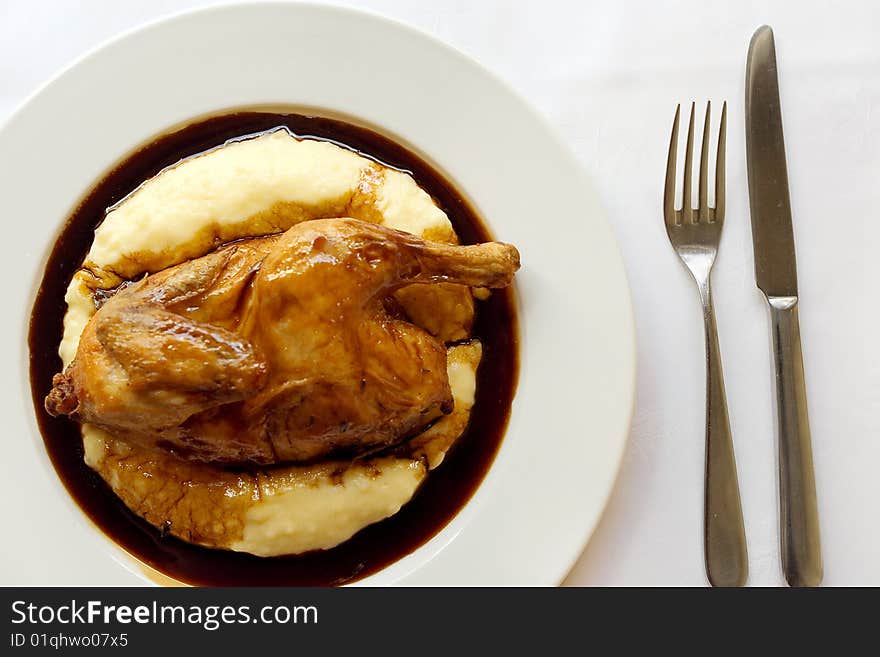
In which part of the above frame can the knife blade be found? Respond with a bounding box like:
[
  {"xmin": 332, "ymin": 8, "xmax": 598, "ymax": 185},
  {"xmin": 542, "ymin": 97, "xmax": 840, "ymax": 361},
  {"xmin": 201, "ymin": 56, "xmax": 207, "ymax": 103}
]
[
  {"xmin": 745, "ymin": 25, "xmax": 822, "ymax": 587},
  {"xmin": 746, "ymin": 25, "xmax": 797, "ymax": 298}
]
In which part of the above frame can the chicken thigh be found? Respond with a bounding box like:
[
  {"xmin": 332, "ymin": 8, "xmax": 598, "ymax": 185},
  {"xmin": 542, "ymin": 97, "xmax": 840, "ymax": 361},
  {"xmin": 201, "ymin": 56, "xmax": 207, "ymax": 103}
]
[{"xmin": 46, "ymin": 218, "xmax": 519, "ymax": 465}]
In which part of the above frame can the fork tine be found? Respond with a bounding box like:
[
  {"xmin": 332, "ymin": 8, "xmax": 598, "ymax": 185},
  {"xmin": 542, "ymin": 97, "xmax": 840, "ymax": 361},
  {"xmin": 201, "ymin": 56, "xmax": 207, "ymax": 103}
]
[
  {"xmin": 664, "ymin": 104, "xmax": 680, "ymax": 228},
  {"xmin": 698, "ymin": 101, "xmax": 711, "ymax": 222},
  {"xmin": 681, "ymin": 102, "xmax": 695, "ymax": 224},
  {"xmin": 714, "ymin": 101, "xmax": 727, "ymax": 222}
]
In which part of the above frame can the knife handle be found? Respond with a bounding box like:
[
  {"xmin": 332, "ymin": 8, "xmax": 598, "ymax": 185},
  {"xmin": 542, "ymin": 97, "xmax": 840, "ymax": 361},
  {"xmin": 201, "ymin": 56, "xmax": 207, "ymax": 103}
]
[{"xmin": 768, "ymin": 297, "xmax": 822, "ymax": 586}]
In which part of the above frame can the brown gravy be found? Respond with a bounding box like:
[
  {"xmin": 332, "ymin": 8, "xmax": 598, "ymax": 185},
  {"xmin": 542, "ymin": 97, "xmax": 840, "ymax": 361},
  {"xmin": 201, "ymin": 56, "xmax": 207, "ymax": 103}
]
[{"xmin": 28, "ymin": 111, "xmax": 518, "ymax": 586}]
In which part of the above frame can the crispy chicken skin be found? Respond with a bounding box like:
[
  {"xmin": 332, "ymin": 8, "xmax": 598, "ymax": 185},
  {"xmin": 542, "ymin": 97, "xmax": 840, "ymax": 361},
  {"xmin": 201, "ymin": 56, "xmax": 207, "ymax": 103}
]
[{"xmin": 46, "ymin": 218, "xmax": 519, "ymax": 465}]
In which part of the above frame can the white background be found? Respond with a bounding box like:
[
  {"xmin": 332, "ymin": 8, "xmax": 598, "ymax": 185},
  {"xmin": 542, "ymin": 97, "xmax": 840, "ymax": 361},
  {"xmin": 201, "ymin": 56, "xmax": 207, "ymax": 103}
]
[{"xmin": 2, "ymin": 0, "xmax": 877, "ymax": 586}]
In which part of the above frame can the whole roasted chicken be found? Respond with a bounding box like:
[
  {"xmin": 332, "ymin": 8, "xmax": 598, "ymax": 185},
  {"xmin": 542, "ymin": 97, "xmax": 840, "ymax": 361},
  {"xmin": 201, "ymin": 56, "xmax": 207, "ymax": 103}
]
[{"xmin": 46, "ymin": 218, "xmax": 519, "ymax": 465}]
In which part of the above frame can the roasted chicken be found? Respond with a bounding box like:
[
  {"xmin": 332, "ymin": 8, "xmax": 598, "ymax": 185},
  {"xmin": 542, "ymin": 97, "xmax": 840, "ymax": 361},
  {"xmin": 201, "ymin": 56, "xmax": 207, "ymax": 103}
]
[{"xmin": 46, "ymin": 218, "xmax": 519, "ymax": 465}]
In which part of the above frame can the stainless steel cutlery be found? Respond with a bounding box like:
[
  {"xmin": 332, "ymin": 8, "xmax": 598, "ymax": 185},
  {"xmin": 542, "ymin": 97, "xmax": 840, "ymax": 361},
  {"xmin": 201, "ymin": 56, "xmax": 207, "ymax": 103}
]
[
  {"xmin": 664, "ymin": 101, "xmax": 749, "ymax": 587},
  {"xmin": 746, "ymin": 25, "xmax": 822, "ymax": 587},
  {"xmin": 662, "ymin": 25, "xmax": 822, "ymax": 587}
]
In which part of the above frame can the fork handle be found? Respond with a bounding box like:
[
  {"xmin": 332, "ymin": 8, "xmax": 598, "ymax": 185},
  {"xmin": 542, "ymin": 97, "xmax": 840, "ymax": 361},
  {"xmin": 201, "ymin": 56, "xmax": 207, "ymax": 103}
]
[
  {"xmin": 700, "ymin": 282, "xmax": 748, "ymax": 586},
  {"xmin": 768, "ymin": 297, "xmax": 822, "ymax": 587}
]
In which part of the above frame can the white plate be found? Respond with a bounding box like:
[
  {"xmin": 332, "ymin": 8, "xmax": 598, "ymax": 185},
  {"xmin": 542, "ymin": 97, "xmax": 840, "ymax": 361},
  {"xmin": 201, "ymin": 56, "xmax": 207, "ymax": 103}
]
[{"xmin": 0, "ymin": 2, "xmax": 634, "ymax": 586}]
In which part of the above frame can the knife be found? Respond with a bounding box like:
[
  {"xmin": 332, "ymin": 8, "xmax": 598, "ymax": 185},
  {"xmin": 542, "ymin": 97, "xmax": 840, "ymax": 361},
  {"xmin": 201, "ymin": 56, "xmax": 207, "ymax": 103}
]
[{"xmin": 745, "ymin": 25, "xmax": 822, "ymax": 586}]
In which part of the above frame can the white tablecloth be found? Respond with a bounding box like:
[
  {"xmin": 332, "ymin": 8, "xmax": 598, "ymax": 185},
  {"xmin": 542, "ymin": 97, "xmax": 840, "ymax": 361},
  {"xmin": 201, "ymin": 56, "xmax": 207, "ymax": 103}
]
[{"xmin": 3, "ymin": 0, "xmax": 877, "ymax": 586}]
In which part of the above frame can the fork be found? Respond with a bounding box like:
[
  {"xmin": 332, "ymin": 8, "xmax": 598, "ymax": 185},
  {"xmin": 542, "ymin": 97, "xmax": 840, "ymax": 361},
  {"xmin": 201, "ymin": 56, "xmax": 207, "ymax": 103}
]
[{"xmin": 664, "ymin": 101, "xmax": 748, "ymax": 587}]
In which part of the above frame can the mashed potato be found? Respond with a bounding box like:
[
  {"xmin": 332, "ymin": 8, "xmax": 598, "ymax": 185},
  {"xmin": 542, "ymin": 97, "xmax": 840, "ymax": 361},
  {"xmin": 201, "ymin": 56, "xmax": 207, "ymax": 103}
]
[{"xmin": 61, "ymin": 128, "xmax": 482, "ymax": 557}]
